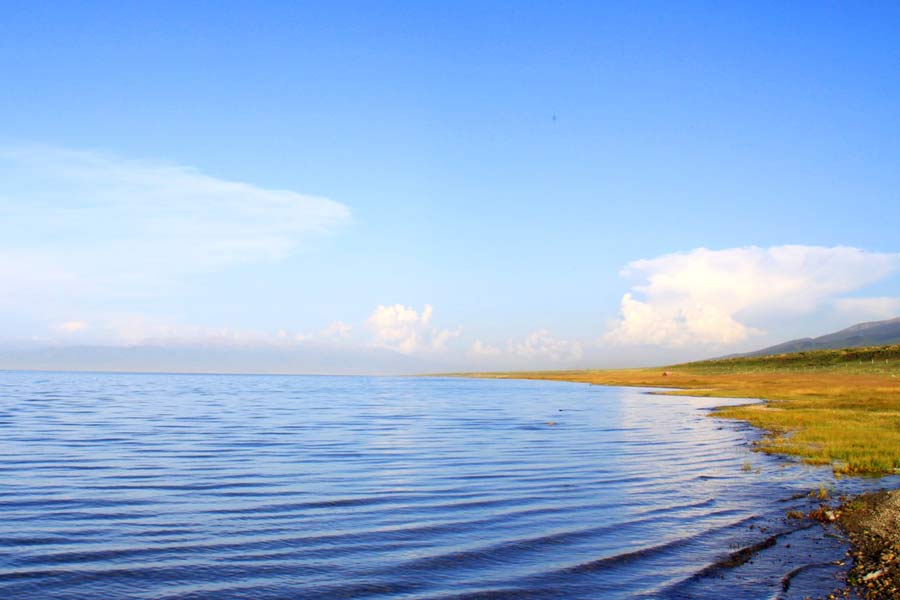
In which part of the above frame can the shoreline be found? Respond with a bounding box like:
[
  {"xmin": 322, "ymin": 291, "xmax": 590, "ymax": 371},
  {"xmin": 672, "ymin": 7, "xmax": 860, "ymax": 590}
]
[
  {"xmin": 835, "ymin": 490, "xmax": 900, "ymax": 599},
  {"xmin": 453, "ymin": 362, "xmax": 900, "ymax": 599},
  {"xmin": 454, "ymin": 357, "xmax": 900, "ymax": 476}
]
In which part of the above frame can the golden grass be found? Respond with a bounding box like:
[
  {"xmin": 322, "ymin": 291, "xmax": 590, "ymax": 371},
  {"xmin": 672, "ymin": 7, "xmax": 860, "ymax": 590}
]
[{"xmin": 458, "ymin": 347, "xmax": 900, "ymax": 475}]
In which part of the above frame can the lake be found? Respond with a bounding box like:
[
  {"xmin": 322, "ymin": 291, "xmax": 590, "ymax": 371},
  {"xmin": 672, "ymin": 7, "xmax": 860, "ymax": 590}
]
[{"xmin": 0, "ymin": 372, "xmax": 891, "ymax": 599}]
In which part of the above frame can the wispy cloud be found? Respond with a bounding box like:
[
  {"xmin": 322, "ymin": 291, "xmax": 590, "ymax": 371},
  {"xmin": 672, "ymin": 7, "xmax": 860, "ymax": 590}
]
[
  {"xmin": 50, "ymin": 315, "xmax": 294, "ymax": 347},
  {"xmin": 43, "ymin": 313, "xmax": 363, "ymax": 349},
  {"xmin": 0, "ymin": 144, "xmax": 350, "ymax": 320},
  {"xmin": 604, "ymin": 245, "xmax": 900, "ymax": 348}
]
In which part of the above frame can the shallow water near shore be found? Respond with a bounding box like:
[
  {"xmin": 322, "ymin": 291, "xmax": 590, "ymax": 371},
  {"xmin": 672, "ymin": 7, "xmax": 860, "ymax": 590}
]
[{"xmin": 0, "ymin": 372, "xmax": 895, "ymax": 599}]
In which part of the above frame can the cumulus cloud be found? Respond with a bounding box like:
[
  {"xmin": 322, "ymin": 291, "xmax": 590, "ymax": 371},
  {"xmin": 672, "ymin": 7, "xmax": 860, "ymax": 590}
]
[
  {"xmin": 0, "ymin": 144, "xmax": 350, "ymax": 310},
  {"xmin": 469, "ymin": 340, "xmax": 502, "ymax": 356},
  {"xmin": 320, "ymin": 321, "xmax": 353, "ymax": 339},
  {"xmin": 604, "ymin": 245, "xmax": 900, "ymax": 348},
  {"xmin": 366, "ymin": 304, "xmax": 459, "ymax": 354},
  {"xmin": 468, "ymin": 331, "xmax": 583, "ymax": 363},
  {"xmin": 508, "ymin": 330, "xmax": 583, "ymax": 362}
]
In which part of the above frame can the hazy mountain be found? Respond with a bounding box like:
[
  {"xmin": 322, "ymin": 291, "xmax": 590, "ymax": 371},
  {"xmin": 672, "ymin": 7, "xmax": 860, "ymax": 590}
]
[
  {"xmin": 730, "ymin": 316, "xmax": 900, "ymax": 358},
  {"xmin": 0, "ymin": 342, "xmax": 431, "ymax": 376}
]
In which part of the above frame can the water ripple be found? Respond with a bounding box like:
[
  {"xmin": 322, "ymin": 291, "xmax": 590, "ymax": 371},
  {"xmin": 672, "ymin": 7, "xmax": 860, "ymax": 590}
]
[{"xmin": 0, "ymin": 372, "xmax": 894, "ymax": 599}]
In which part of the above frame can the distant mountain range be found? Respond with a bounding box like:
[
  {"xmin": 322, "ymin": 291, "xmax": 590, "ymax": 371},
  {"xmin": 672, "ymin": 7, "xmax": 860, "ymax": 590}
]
[
  {"xmin": 729, "ymin": 316, "xmax": 900, "ymax": 358},
  {"xmin": 0, "ymin": 342, "xmax": 430, "ymax": 376}
]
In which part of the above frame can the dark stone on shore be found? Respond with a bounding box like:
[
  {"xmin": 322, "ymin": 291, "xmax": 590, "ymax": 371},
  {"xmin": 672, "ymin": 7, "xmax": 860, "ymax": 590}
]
[{"xmin": 837, "ymin": 490, "xmax": 900, "ymax": 599}]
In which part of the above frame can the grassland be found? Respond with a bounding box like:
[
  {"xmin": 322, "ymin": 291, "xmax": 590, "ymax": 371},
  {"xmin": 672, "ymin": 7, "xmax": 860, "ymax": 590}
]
[{"xmin": 460, "ymin": 345, "xmax": 900, "ymax": 475}]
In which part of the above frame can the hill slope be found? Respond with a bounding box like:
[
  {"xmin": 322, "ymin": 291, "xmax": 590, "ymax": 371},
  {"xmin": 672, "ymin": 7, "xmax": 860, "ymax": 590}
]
[
  {"xmin": 685, "ymin": 343, "xmax": 900, "ymax": 374},
  {"xmin": 733, "ymin": 316, "xmax": 900, "ymax": 358}
]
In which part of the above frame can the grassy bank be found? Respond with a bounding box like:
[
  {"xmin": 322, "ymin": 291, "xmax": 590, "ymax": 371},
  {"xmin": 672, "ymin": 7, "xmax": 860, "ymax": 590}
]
[{"xmin": 460, "ymin": 345, "xmax": 900, "ymax": 475}]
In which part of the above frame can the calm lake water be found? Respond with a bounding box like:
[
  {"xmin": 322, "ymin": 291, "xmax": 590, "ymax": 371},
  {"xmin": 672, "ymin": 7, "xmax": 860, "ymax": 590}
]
[{"xmin": 0, "ymin": 372, "xmax": 893, "ymax": 599}]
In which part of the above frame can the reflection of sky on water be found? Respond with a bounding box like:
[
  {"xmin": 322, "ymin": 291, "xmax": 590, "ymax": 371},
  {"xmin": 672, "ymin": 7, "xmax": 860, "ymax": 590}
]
[{"xmin": 0, "ymin": 372, "xmax": 894, "ymax": 599}]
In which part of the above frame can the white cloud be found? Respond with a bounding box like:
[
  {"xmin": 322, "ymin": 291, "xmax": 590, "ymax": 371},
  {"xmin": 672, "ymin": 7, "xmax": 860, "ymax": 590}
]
[
  {"xmin": 604, "ymin": 245, "xmax": 900, "ymax": 348},
  {"xmin": 79, "ymin": 315, "xmax": 281, "ymax": 347},
  {"xmin": 468, "ymin": 332, "xmax": 583, "ymax": 364},
  {"xmin": 366, "ymin": 304, "xmax": 459, "ymax": 354},
  {"xmin": 321, "ymin": 321, "xmax": 353, "ymax": 339},
  {"xmin": 285, "ymin": 322, "xmax": 352, "ymax": 345},
  {"xmin": 606, "ymin": 292, "xmax": 756, "ymax": 347},
  {"xmin": 832, "ymin": 297, "xmax": 900, "ymax": 321},
  {"xmin": 48, "ymin": 314, "xmax": 359, "ymax": 348},
  {"xmin": 508, "ymin": 329, "xmax": 583, "ymax": 362},
  {"xmin": 0, "ymin": 144, "xmax": 350, "ymax": 310},
  {"xmin": 469, "ymin": 340, "xmax": 502, "ymax": 356}
]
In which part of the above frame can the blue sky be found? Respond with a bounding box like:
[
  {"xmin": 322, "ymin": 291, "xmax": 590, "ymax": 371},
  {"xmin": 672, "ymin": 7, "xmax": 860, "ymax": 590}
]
[{"xmin": 2, "ymin": 1, "xmax": 899, "ymax": 371}]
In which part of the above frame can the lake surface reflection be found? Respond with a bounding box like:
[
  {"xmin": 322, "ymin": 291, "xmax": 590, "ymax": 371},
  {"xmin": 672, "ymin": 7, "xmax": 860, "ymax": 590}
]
[{"xmin": 0, "ymin": 372, "xmax": 892, "ymax": 599}]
